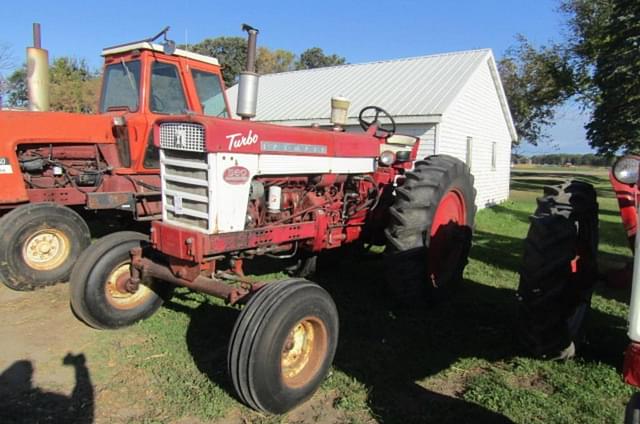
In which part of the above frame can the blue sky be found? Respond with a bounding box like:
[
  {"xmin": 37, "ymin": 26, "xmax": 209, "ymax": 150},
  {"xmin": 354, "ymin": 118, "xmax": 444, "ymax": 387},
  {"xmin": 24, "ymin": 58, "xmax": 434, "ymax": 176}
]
[{"xmin": 1, "ymin": 0, "xmax": 593, "ymax": 154}]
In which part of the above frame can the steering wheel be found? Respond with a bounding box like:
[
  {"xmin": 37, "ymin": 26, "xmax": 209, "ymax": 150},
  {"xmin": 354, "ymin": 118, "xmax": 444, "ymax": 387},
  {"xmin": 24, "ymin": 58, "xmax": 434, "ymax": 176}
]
[{"xmin": 358, "ymin": 106, "xmax": 396, "ymax": 138}]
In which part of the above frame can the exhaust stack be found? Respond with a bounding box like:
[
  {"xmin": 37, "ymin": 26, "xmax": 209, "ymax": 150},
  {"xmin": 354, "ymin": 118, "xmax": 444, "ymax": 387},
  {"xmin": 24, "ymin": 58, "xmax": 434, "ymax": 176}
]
[
  {"xmin": 27, "ymin": 23, "xmax": 50, "ymax": 112},
  {"xmin": 236, "ymin": 24, "xmax": 259, "ymax": 120}
]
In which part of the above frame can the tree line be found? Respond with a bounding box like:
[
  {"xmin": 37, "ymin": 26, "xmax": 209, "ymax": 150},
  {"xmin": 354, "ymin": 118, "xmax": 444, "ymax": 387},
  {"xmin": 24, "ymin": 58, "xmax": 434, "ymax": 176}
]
[{"xmin": 512, "ymin": 153, "xmax": 615, "ymax": 166}]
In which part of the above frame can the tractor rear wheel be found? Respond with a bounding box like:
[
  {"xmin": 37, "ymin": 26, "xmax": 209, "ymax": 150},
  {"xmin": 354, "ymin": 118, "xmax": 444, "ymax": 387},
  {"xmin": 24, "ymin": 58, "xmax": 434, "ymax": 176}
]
[
  {"xmin": 384, "ymin": 155, "xmax": 476, "ymax": 305},
  {"xmin": 517, "ymin": 180, "xmax": 598, "ymax": 359},
  {"xmin": 70, "ymin": 231, "xmax": 169, "ymax": 329},
  {"xmin": 228, "ymin": 278, "xmax": 338, "ymax": 414},
  {"xmin": 0, "ymin": 203, "xmax": 91, "ymax": 291}
]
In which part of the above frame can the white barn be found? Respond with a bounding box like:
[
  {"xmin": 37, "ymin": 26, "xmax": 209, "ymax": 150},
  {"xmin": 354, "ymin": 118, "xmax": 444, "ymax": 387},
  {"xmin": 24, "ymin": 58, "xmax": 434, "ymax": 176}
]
[{"xmin": 227, "ymin": 49, "xmax": 517, "ymax": 208}]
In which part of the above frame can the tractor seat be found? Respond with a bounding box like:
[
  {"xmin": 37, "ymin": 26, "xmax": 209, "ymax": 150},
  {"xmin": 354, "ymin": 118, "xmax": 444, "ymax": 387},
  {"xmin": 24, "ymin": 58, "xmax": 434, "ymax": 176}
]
[{"xmin": 386, "ymin": 134, "xmax": 418, "ymax": 146}]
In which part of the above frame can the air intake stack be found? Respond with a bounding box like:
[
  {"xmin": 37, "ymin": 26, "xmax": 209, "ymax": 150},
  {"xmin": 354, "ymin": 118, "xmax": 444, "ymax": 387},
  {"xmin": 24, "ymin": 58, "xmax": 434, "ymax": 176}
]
[{"xmin": 236, "ymin": 24, "xmax": 259, "ymax": 120}]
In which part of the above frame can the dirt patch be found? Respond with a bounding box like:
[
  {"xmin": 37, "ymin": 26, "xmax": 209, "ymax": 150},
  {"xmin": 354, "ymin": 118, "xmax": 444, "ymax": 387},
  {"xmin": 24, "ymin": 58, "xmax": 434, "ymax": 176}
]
[
  {"xmin": 507, "ymin": 372, "xmax": 555, "ymax": 394},
  {"xmin": 420, "ymin": 367, "xmax": 486, "ymax": 398},
  {"xmin": 0, "ymin": 284, "xmax": 96, "ymax": 390},
  {"xmin": 0, "ymin": 284, "xmax": 155, "ymax": 424}
]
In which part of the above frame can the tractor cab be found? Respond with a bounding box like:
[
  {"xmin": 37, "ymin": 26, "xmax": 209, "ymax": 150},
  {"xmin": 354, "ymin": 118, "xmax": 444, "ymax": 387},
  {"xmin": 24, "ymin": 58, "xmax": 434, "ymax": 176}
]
[{"xmin": 99, "ymin": 29, "xmax": 230, "ymax": 172}]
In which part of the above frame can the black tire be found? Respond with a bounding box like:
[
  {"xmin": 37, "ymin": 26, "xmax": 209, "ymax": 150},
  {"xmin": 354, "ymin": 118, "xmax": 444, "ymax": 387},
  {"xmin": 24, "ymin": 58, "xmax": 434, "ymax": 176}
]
[
  {"xmin": 228, "ymin": 279, "xmax": 339, "ymax": 414},
  {"xmin": 69, "ymin": 231, "xmax": 168, "ymax": 329},
  {"xmin": 517, "ymin": 180, "xmax": 598, "ymax": 359},
  {"xmin": 625, "ymin": 392, "xmax": 640, "ymax": 424},
  {"xmin": 0, "ymin": 203, "xmax": 91, "ymax": 291},
  {"xmin": 384, "ymin": 155, "xmax": 476, "ymax": 305}
]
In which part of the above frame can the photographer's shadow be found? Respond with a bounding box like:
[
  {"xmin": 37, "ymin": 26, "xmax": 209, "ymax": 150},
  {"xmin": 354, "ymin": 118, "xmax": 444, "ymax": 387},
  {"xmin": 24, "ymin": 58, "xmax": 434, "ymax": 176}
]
[{"xmin": 0, "ymin": 353, "xmax": 94, "ymax": 424}]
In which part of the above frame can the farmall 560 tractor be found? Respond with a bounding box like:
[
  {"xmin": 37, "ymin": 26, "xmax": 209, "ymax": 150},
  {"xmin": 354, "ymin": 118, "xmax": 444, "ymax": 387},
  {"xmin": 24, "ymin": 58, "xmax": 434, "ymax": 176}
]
[
  {"xmin": 0, "ymin": 27, "xmax": 229, "ymax": 290},
  {"xmin": 70, "ymin": 27, "xmax": 477, "ymax": 413}
]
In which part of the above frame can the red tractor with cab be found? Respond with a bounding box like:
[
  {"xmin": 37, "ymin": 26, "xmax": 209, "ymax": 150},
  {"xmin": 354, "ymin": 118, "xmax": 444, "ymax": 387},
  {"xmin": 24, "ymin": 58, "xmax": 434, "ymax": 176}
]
[
  {"xmin": 70, "ymin": 26, "xmax": 477, "ymax": 414},
  {"xmin": 0, "ymin": 27, "xmax": 230, "ymax": 291}
]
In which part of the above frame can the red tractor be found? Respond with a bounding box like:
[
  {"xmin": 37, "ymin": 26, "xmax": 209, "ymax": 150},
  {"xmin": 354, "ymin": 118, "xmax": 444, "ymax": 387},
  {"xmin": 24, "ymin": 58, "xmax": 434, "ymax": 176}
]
[
  {"xmin": 0, "ymin": 27, "xmax": 229, "ymax": 290},
  {"xmin": 70, "ymin": 27, "xmax": 477, "ymax": 413}
]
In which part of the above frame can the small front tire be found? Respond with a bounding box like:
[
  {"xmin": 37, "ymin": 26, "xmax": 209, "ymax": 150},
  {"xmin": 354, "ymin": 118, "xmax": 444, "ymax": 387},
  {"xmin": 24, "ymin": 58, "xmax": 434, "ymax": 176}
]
[
  {"xmin": 228, "ymin": 279, "xmax": 339, "ymax": 414},
  {"xmin": 69, "ymin": 231, "xmax": 168, "ymax": 329}
]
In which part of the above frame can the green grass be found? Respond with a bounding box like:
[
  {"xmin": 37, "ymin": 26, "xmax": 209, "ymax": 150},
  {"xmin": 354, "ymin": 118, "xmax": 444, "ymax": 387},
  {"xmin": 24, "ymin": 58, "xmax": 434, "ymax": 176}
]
[{"xmin": 92, "ymin": 166, "xmax": 635, "ymax": 423}]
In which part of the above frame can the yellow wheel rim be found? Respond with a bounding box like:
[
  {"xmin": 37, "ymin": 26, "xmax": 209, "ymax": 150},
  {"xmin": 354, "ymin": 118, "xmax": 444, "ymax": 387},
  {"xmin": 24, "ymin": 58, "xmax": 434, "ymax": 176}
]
[
  {"xmin": 104, "ymin": 262, "xmax": 153, "ymax": 310},
  {"xmin": 281, "ymin": 316, "xmax": 328, "ymax": 388},
  {"xmin": 22, "ymin": 228, "xmax": 71, "ymax": 271}
]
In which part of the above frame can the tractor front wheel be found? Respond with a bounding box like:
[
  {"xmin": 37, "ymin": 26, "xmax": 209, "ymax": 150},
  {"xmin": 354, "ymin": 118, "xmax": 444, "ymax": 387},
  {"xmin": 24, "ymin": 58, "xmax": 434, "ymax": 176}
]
[
  {"xmin": 384, "ymin": 155, "xmax": 476, "ymax": 305},
  {"xmin": 69, "ymin": 231, "xmax": 169, "ymax": 329},
  {"xmin": 0, "ymin": 203, "xmax": 91, "ymax": 291},
  {"xmin": 228, "ymin": 278, "xmax": 339, "ymax": 414}
]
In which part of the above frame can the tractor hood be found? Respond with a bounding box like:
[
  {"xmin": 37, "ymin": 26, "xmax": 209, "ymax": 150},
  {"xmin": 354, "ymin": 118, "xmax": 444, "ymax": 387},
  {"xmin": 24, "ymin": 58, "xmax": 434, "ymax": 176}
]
[{"xmin": 0, "ymin": 111, "xmax": 116, "ymax": 144}]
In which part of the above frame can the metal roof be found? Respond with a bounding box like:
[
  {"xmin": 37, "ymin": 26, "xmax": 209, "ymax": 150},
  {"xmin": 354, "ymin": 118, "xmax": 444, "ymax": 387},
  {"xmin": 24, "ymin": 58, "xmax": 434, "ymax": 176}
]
[{"xmin": 227, "ymin": 48, "xmax": 517, "ymax": 140}]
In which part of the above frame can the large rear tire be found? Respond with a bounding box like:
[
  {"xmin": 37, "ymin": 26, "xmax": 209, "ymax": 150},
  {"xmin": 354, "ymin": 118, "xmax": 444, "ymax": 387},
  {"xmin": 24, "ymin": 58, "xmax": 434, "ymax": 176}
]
[
  {"xmin": 0, "ymin": 203, "xmax": 91, "ymax": 291},
  {"xmin": 384, "ymin": 155, "xmax": 476, "ymax": 305},
  {"xmin": 228, "ymin": 279, "xmax": 339, "ymax": 414},
  {"xmin": 517, "ymin": 180, "xmax": 598, "ymax": 359},
  {"xmin": 69, "ymin": 231, "xmax": 168, "ymax": 329}
]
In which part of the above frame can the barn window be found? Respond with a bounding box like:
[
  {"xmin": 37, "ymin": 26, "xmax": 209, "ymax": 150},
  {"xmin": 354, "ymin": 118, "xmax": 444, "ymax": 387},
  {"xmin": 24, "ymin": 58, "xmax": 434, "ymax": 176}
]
[
  {"xmin": 491, "ymin": 142, "xmax": 497, "ymax": 170},
  {"xmin": 466, "ymin": 137, "xmax": 473, "ymax": 168}
]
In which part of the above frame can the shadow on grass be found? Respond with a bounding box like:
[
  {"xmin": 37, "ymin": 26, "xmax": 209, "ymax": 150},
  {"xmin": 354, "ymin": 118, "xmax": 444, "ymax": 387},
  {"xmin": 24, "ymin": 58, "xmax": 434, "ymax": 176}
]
[
  {"xmin": 168, "ymin": 246, "xmax": 631, "ymax": 423},
  {"xmin": 173, "ymin": 253, "xmax": 517, "ymax": 423},
  {"xmin": 471, "ymin": 230, "xmax": 525, "ymax": 274}
]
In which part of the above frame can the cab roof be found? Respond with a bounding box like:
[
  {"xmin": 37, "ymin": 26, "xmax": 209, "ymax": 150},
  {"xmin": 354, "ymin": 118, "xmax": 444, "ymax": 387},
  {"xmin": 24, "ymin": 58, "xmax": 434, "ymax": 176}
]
[{"xmin": 101, "ymin": 42, "xmax": 219, "ymax": 66}]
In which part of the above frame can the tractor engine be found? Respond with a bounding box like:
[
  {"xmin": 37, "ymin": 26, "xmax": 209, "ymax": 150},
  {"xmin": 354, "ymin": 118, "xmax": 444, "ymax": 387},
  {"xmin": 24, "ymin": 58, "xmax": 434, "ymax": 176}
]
[
  {"xmin": 17, "ymin": 144, "xmax": 111, "ymax": 190},
  {"xmin": 244, "ymin": 174, "xmax": 377, "ymax": 251}
]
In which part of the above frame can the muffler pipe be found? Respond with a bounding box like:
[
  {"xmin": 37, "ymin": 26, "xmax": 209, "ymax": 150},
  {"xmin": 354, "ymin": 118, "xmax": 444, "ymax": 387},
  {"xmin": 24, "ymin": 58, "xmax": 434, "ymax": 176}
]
[
  {"xmin": 27, "ymin": 23, "xmax": 49, "ymax": 112},
  {"xmin": 236, "ymin": 24, "xmax": 259, "ymax": 120}
]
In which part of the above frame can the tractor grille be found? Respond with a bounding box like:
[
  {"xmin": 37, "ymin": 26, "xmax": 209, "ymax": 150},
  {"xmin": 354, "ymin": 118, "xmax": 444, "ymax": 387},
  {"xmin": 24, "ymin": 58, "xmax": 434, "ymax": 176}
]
[
  {"xmin": 159, "ymin": 123, "xmax": 205, "ymax": 152},
  {"xmin": 160, "ymin": 149, "xmax": 212, "ymax": 232}
]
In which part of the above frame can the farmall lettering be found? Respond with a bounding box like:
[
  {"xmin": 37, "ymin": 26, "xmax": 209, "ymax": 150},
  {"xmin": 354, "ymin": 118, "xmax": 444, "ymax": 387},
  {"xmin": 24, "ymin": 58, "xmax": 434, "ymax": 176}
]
[{"xmin": 226, "ymin": 130, "xmax": 259, "ymax": 150}]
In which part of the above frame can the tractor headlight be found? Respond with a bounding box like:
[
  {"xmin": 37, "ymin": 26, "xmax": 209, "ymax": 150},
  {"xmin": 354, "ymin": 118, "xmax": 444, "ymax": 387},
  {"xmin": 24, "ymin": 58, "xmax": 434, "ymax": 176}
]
[
  {"xmin": 379, "ymin": 150, "xmax": 395, "ymax": 166},
  {"xmin": 613, "ymin": 156, "xmax": 640, "ymax": 184}
]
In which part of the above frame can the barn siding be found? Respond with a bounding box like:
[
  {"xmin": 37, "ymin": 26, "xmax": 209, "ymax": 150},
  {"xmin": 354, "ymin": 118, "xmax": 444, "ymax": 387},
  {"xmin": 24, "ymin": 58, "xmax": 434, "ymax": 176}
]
[
  {"xmin": 397, "ymin": 124, "xmax": 436, "ymax": 158},
  {"xmin": 437, "ymin": 60, "xmax": 512, "ymax": 208}
]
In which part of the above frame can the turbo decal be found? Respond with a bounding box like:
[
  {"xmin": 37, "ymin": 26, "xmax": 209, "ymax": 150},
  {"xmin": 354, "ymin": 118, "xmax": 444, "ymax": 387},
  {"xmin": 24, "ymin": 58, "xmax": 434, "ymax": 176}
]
[{"xmin": 226, "ymin": 130, "xmax": 259, "ymax": 150}]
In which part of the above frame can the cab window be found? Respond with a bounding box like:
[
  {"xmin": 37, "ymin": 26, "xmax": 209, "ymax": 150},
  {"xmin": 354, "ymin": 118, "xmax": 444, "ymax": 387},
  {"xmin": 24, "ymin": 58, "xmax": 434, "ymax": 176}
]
[
  {"xmin": 100, "ymin": 60, "xmax": 141, "ymax": 112},
  {"xmin": 191, "ymin": 69, "xmax": 228, "ymax": 117},
  {"xmin": 150, "ymin": 61, "xmax": 187, "ymax": 114}
]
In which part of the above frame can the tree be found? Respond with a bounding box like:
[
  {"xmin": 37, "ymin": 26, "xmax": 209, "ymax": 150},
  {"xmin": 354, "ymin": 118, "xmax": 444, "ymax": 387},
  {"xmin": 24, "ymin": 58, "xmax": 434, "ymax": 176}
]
[
  {"xmin": 559, "ymin": 0, "xmax": 615, "ymax": 104},
  {"xmin": 256, "ymin": 47, "xmax": 295, "ymax": 74},
  {"xmin": 185, "ymin": 38, "xmax": 345, "ymax": 85},
  {"xmin": 0, "ymin": 42, "xmax": 14, "ymax": 108},
  {"xmin": 584, "ymin": 0, "xmax": 640, "ymax": 154},
  {"xmin": 498, "ymin": 36, "xmax": 577, "ymax": 146},
  {"xmin": 5, "ymin": 67, "xmax": 27, "ymax": 108},
  {"xmin": 4, "ymin": 57, "xmax": 100, "ymax": 112},
  {"xmin": 185, "ymin": 37, "xmax": 247, "ymax": 87},
  {"xmin": 295, "ymin": 47, "xmax": 345, "ymax": 70},
  {"xmin": 48, "ymin": 58, "xmax": 100, "ymax": 113},
  {"xmin": 501, "ymin": 0, "xmax": 639, "ymax": 154}
]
